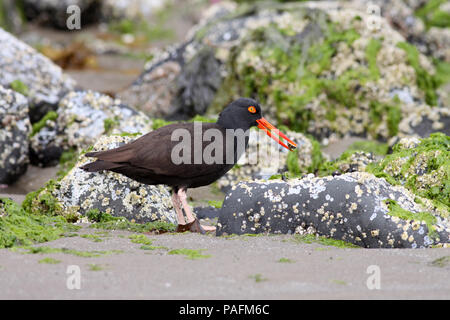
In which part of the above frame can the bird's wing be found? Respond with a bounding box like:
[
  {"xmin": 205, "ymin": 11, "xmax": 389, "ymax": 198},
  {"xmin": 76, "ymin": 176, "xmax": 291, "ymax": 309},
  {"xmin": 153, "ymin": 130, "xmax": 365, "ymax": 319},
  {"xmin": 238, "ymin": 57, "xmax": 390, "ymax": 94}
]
[{"xmin": 88, "ymin": 123, "xmax": 232, "ymax": 179}]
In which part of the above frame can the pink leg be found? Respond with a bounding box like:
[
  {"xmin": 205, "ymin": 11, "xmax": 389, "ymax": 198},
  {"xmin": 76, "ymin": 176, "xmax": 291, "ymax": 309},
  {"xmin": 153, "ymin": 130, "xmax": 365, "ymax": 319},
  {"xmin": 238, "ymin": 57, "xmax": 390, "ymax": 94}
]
[
  {"xmin": 172, "ymin": 191, "xmax": 186, "ymax": 225},
  {"xmin": 177, "ymin": 188, "xmax": 216, "ymax": 233}
]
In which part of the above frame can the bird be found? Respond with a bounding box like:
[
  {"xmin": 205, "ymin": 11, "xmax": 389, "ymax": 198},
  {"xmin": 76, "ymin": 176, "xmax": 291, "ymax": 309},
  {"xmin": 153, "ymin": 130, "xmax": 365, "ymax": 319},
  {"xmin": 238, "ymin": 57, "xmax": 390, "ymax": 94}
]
[{"xmin": 80, "ymin": 98, "xmax": 297, "ymax": 233}]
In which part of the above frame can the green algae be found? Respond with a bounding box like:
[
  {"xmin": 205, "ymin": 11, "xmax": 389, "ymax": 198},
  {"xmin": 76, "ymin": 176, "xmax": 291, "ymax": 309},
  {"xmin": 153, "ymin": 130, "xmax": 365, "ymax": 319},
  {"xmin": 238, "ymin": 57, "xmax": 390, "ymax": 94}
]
[
  {"xmin": 87, "ymin": 264, "xmax": 104, "ymax": 271},
  {"xmin": 152, "ymin": 115, "xmax": 217, "ymax": 130},
  {"xmin": 330, "ymin": 279, "xmax": 347, "ymax": 285},
  {"xmin": 129, "ymin": 234, "xmax": 153, "ymax": 245},
  {"xmin": 415, "ymin": 0, "xmax": 450, "ymax": 29},
  {"xmin": 343, "ymin": 140, "xmax": 388, "ymax": 157},
  {"xmin": 430, "ymin": 256, "xmax": 450, "ymax": 268},
  {"xmin": 10, "ymin": 80, "xmax": 28, "ymax": 96},
  {"xmin": 140, "ymin": 244, "xmax": 168, "ymax": 251},
  {"xmin": 86, "ymin": 209, "xmax": 116, "ymax": 223},
  {"xmin": 278, "ymin": 257, "xmax": 294, "ymax": 263},
  {"xmin": 38, "ymin": 257, "xmax": 61, "ymax": 264},
  {"xmin": 87, "ymin": 210, "xmax": 176, "ymax": 234},
  {"xmin": 385, "ymin": 199, "xmax": 438, "ymax": 238},
  {"xmin": 21, "ymin": 179, "xmax": 68, "ymax": 221},
  {"xmin": 208, "ymin": 200, "xmax": 223, "ymax": 209},
  {"xmin": 80, "ymin": 234, "xmax": 103, "ymax": 242},
  {"xmin": 397, "ymin": 41, "xmax": 439, "ymax": 106},
  {"xmin": 152, "ymin": 118, "xmax": 174, "ymax": 130},
  {"xmin": 365, "ymin": 38, "xmax": 382, "ymax": 80},
  {"xmin": 433, "ymin": 58, "xmax": 450, "ymax": 87},
  {"xmin": 103, "ymin": 117, "xmax": 119, "ymax": 134},
  {"xmin": 314, "ymin": 140, "xmax": 386, "ymax": 177},
  {"xmin": 30, "ymin": 111, "xmax": 58, "ymax": 137},
  {"xmin": 87, "ymin": 209, "xmax": 176, "ymax": 234},
  {"xmin": 0, "ymin": 198, "xmax": 79, "ymax": 249},
  {"xmin": 287, "ymin": 135, "xmax": 325, "ymax": 175},
  {"xmin": 56, "ymin": 148, "xmax": 78, "ymax": 179},
  {"xmin": 368, "ymin": 101, "xmax": 402, "ymax": 137},
  {"xmin": 291, "ymin": 234, "xmax": 359, "ymax": 248},
  {"xmin": 115, "ymin": 132, "xmax": 142, "ymax": 137},
  {"xmin": 167, "ymin": 248, "xmax": 211, "ymax": 260},
  {"xmin": 108, "ymin": 17, "xmax": 174, "ymax": 43},
  {"xmin": 23, "ymin": 246, "xmax": 123, "ymax": 258},
  {"xmin": 249, "ymin": 273, "xmax": 267, "ymax": 283}
]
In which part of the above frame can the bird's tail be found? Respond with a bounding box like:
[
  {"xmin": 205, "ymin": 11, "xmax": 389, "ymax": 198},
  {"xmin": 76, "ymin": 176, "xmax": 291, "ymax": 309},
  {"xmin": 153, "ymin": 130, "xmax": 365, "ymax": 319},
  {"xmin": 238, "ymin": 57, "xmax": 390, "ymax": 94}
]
[{"xmin": 80, "ymin": 160, "xmax": 122, "ymax": 172}]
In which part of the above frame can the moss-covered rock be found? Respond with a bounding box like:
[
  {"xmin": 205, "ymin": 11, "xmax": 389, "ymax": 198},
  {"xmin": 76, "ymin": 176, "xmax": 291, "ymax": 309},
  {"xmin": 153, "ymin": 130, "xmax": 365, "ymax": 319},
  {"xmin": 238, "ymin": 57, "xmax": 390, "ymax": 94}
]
[
  {"xmin": 366, "ymin": 133, "xmax": 449, "ymax": 218},
  {"xmin": 315, "ymin": 133, "xmax": 449, "ymax": 219},
  {"xmin": 119, "ymin": 2, "xmax": 448, "ymax": 143}
]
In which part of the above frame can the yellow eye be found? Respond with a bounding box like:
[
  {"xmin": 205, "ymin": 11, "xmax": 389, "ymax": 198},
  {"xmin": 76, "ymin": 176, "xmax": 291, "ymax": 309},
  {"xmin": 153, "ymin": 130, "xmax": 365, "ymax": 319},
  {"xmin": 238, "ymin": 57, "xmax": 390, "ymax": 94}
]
[{"xmin": 248, "ymin": 106, "xmax": 256, "ymax": 113}]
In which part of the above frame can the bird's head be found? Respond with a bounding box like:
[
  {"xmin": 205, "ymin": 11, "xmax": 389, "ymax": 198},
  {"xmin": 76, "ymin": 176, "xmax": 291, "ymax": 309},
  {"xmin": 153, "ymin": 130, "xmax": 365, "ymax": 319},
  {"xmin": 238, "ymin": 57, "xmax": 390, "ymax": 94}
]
[{"xmin": 217, "ymin": 98, "xmax": 297, "ymax": 151}]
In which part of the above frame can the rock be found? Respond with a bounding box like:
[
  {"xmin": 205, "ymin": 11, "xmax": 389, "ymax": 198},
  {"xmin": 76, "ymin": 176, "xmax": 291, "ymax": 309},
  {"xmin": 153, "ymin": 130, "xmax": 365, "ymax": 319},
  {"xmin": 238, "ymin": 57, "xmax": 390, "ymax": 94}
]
[
  {"xmin": 217, "ymin": 130, "xmax": 315, "ymax": 192},
  {"xmin": 28, "ymin": 90, "xmax": 153, "ymax": 166},
  {"xmin": 173, "ymin": 48, "xmax": 223, "ymax": 119},
  {"xmin": 336, "ymin": 152, "xmax": 376, "ymax": 173},
  {"xmin": 216, "ymin": 172, "xmax": 450, "ymax": 248},
  {"xmin": 29, "ymin": 117, "xmax": 63, "ymax": 167},
  {"xmin": 398, "ymin": 105, "xmax": 450, "ymax": 138},
  {"xmin": 57, "ymin": 90, "xmax": 153, "ymax": 150},
  {"xmin": 30, "ymin": 135, "xmax": 176, "ymax": 224},
  {"xmin": 0, "ymin": 86, "xmax": 31, "ymax": 184},
  {"xmin": 22, "ymin": 0, "xmax": 102, "ymax": 29},
  {"xmin": 368, "ymin": 133, "xmax": 449, "ymax": 219},
  {"xmin": 119, "ymin": 1, "xmax": 447, "ymax": 143},
  {"xmin": 118, "ymin": 44, "xmax": 186, "ymax": 119},
  {"xmin": 0, "ymin": 28, "xmax": 75, "ymax": 123}
]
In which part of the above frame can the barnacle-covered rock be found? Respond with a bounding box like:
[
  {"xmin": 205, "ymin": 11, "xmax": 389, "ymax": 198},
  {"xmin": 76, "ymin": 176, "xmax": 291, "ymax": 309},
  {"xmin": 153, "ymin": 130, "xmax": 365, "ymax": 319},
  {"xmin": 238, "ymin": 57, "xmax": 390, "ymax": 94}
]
[
  {"xmin": 29, "ymin": 117, "xmax": 63, "ymax": 167},
  {"xmin": 29, "ymin": 135, "xmax": 176, "ymax": 224},
  {"xmin": 101, "ymin": 0, "xmax": 168, "ymax": 21},
  {"xmin": 0, "ymin": 86, "xmax": 31, "ymax": 184},
  {"xmin": 366, "ymin": 133, "xmax": 449, "ymax": 217},
  {"xmin": 0, "ymin": 28, "xmax": 75, "ymax": 123},
  {"xmin": 22, "ymin": 0, "xmax": 102, "ymax": 29},
  {"xmin": 56, "ymin": 90, "xmax": 153, "ymax": 151},
  {"xmin": 216, "ymin": 172, "xmax": 449, "ymax": 248},
  {"xmin": 397, "ymin": 105, "xmax": 450, "ymax": 138},
  {"xmin": 217, "ymin": 130, "xmax": 314, "ymax": 191},
  {"xmin": 336, "ymin": 152, "xmax": 377, "ymax": 174}
]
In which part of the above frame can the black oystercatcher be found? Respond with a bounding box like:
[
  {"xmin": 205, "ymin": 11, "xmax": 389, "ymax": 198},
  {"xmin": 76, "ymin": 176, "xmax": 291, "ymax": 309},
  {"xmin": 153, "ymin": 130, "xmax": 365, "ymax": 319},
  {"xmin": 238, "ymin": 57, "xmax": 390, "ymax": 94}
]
[{"xmin": 81, "ymin": 98, "xmax": 297, "ymax": 233}]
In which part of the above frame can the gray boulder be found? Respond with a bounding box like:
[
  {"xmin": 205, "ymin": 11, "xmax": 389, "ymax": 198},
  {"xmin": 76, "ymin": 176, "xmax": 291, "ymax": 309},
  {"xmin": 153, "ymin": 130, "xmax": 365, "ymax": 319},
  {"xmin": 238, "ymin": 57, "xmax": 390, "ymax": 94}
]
[
  {"xmin": 29, "ymin": 90, "xmax": 153, "ymax": 166},
  {"xmin": 56, "ymin": 90, "xmax": 153, "ymax": 151},
  {"xmin": 0, "ymin": 28, "xmax": 76, "ymax": 123},
  {"xmin": 29, "ymin": 116, "xmax": 63, "ymax": 167},
  {"xmin": 22, "ymin": 0, "xmax": 102, "ymax": 29},
  {"xmin": 216, "ymin": 172, "xmax": 450, "ymax": 248},
  {"xmin": 0, "ymin": 86, "xmax": 31, "ymax": 184}
]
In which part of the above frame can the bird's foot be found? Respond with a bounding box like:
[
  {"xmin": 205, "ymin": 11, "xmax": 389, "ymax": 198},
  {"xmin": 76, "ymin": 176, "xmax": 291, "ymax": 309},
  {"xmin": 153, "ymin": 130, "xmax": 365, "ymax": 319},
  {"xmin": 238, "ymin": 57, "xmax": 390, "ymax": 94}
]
[{"xmin": 176, "ymin": 219, "xmax": 216, "ymax": 234}]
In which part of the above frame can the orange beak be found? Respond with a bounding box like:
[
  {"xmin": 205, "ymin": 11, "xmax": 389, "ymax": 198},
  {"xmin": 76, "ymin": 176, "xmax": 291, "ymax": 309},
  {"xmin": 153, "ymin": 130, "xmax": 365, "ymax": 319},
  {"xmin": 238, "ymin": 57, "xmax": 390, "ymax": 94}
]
[{"xmin": 256, "ymin": 118, "xmax": 297, "ymax": 151}]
